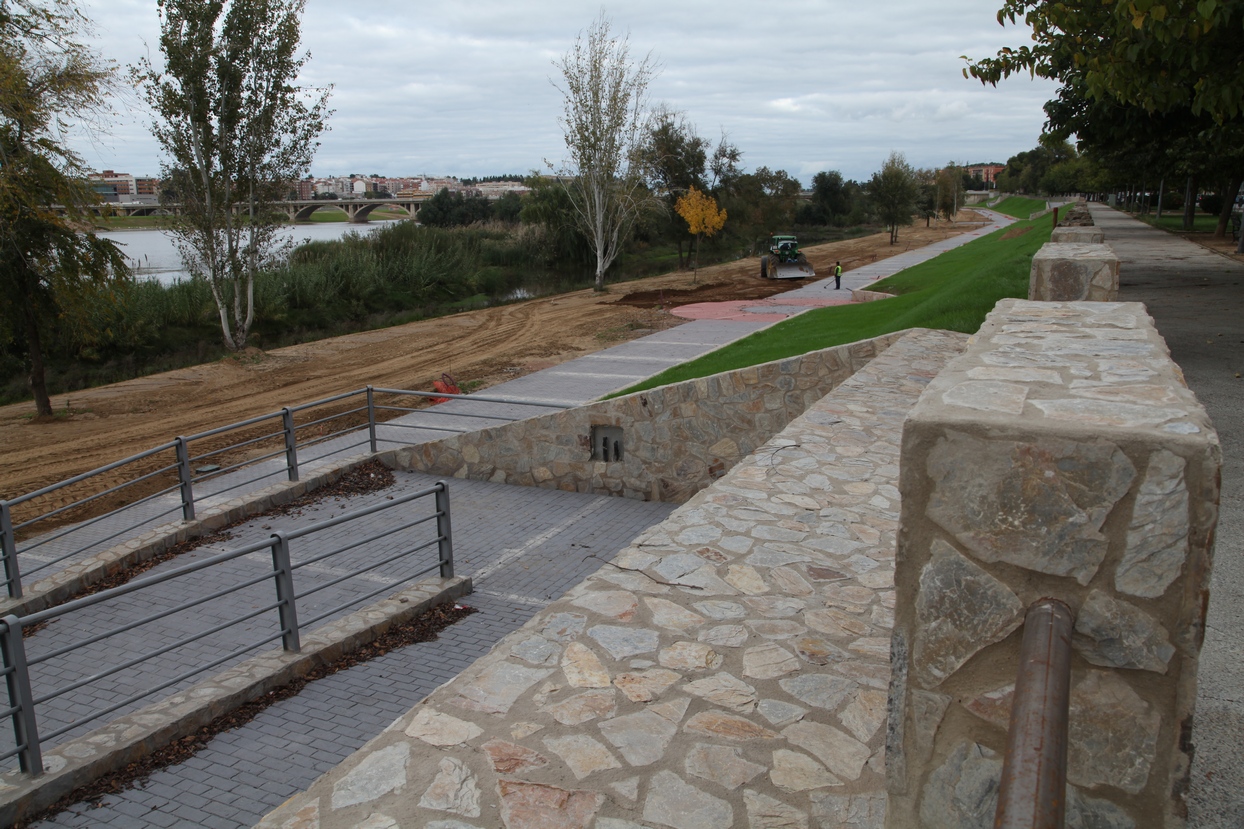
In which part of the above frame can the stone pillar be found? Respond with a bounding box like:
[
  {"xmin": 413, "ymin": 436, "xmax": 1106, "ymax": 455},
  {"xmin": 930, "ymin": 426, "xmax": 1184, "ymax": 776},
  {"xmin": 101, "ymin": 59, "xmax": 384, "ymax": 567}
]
[
  {"xmin": 1029, "ymin": 242, "xmax": 1119, "ymax": 301},
  {"xmin": 1051, "ymin": 227, "xmax": 1106, "ymax": 244},
  {"xmin": 887, "ymin": 299, "xmax": 1220, "ymax": 828}
]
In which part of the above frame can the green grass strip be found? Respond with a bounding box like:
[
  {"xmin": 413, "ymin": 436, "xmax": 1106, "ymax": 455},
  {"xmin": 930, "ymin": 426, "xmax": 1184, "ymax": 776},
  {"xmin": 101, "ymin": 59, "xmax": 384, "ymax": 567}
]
[
  {"xmin": 610, "ymin": 215, "xmax": 1053, "ymax": 397},
  {"xmin": 990, "ymin": 196, "xmax": 1049, "ymax": 219}
]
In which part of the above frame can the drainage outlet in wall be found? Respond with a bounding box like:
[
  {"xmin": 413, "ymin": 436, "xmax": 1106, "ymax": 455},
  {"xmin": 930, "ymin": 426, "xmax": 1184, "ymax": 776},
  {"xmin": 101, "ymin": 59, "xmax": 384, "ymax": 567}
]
[{"xmin": 591, "ymin": 425, "xmax": 624, "ymax": 462}]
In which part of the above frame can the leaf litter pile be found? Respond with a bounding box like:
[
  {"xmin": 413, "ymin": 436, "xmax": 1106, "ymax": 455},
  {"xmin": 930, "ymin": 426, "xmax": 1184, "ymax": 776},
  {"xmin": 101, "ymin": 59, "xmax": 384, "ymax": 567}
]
[{"xmin": 19, "ymin": 599, "xmax": 476, "ymax": 827}]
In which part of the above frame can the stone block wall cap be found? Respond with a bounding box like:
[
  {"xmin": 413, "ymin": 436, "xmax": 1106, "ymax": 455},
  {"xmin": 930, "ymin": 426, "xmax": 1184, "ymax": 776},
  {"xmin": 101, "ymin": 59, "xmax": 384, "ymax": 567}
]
[{"xmin": 1032, "ymin": 242, "xmax": 1118, "ymax": 261}]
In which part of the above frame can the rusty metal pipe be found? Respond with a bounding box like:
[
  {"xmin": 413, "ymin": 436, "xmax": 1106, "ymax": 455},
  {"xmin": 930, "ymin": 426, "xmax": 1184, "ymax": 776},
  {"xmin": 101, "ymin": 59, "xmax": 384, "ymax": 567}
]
[{"xmin": 995, "ymin": 598, "xmax": 1075, "ymax": 829}]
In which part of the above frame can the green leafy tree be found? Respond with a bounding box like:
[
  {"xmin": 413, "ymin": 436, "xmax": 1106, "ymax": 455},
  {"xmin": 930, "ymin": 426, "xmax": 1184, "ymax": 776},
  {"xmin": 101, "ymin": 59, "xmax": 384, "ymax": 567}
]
[
  {"xmin": 1, "ymin": 0, "xmax": 129, "ymax": 415},
  {"xmin": 641, "ymin": 105, "xmax": 708, "ymax": 268},
  {"xmin": 135, "ymin": 0, "xmax": 332, "ymax": 351},
  {"xmin": 868, "ymin": 152, "xmax": 919, "ymax": 244},
  {"xmin": 934, "ymin": 164, "xmax": 965, "ymax": 221},
  {"xmin": 553, "ymin": 13, "xmax": 656, "ymax": 291}
]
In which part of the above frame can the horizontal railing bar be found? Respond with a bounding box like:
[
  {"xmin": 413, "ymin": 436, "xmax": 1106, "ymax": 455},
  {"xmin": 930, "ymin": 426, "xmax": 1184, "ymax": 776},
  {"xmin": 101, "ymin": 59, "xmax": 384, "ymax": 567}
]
[
  {"xmin": 22, "ymin": 502, "xmax": 184, "ymax": 578},
  {"xmin": 189, "ymin": 469, "xmax": 287, "ymax": 503},
  {"xmin": 13, "ymin": 463, "xmax": 181, "ymax": 534},
  {"xmin": 294, "ymin": 541, "xmax": 436, "ymax": 601},
  {"xmin": 17, "ymin": 482, "xmax": 181, "ymax": 552},
  {"xmin": 371, "ymin": 387, "xmax": 572, "ymax": 409},
  {"xmin": 299, "ymin": 560, "xmax": 441, "ymax": 628},
  {"xmin": 371, "ymin": 404, "xmax": 519, "ymax": 423},
  {"xmin": 6, "ymin": 441, "xmax": 180, "ymax": 507},
  {"xmin": 290, "ymin": 425, "xmax": 366, "ymax": 453},
  {"xmin": 183, "ymin": 411, "xmax": 283, "ymax": 443},
  {"xmin": 286, "ymin": 389, "xmax": 365, "ymax": 414},
  {"xmin": 283, "ymin": 483, "xmax": 443, "ymax": 541},
  {"xmin": 33, "ymin": 600, "xmax": 282, "ymax": 705},
  {"xmin": 20, "ymin": 537, "xmax": 275, "ymax": 627},
  {"xmin": 290, "ymin": 514, "xmax": 438, "ymax": 570},
  {"xmin": 38, "ymin": 630, "xmax": 284, "ymax": 744},
  {"xmin": 294, "ymin": 439, "xmax": 372, "ymax": 468},
  {"xmin": 189, "ymin": 430, "xmax": 286, "ymax": 464},
  {"xmin": 0, "ymin": 741, "xmax": 29, "ymax": 764},
  {"xmin": 373, "ymin": 420, "xmax": 470, "ymax": 435},
  {"xmin": 28, "ymin": 567, "xmax": 280, "ymax": 665},
  {"xmin": 292, "ymin": 406, "xmax": 368, "ymax": 432}
]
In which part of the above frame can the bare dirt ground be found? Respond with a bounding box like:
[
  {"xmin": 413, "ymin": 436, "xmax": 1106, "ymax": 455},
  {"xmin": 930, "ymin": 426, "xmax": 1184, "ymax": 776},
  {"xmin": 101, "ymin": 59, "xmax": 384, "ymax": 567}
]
[{"xmin": 0, "ymin": 216, "xmax": 982, "ymax": 508}]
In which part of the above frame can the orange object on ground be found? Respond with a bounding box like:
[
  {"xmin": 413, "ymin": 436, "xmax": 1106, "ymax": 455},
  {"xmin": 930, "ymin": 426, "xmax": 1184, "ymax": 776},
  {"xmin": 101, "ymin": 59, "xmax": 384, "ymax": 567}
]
[{"xmin": 431, "ymin": 373, "xmax": 461, "ymax": 404}]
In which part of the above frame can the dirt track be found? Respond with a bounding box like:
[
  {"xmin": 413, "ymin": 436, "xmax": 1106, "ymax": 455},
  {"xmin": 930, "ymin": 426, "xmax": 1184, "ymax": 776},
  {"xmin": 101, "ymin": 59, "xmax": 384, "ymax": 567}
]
[{"xmin": 0, "ymin": 217, "xmax": 981, "ymax": 504}]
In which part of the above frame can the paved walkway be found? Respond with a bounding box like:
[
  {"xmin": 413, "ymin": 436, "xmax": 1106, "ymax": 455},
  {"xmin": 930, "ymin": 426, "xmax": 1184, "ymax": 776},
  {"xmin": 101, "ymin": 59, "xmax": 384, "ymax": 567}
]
[
  {"xmin": 30, "ymin": 474, "xmax": 676, "ymax": 828},
  {"xmin": 1092, "ymin": 204, "xmax": 1244, "ymax": 828}
]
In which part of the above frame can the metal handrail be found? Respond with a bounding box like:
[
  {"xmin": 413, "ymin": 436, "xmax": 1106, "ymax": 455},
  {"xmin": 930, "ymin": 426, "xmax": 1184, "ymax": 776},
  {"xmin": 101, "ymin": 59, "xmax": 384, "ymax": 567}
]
[
  {"xmin": 0, "ymin": 384, "xmax": 567, "ymax": 599},
  {"xmin": 0, "ymin": 480, "xmax": 453, "ymax": 777},
  {"xmin": 994, "ymin": 598, "xmax": 1075, "ymax": 829}
]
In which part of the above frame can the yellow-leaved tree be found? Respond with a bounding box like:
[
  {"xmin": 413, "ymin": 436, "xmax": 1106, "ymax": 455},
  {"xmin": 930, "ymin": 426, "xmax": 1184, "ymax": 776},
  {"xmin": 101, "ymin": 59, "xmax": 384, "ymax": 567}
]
[{"xmin": 674, "ymin": 186, "xmax": 726, "ymax": 282}]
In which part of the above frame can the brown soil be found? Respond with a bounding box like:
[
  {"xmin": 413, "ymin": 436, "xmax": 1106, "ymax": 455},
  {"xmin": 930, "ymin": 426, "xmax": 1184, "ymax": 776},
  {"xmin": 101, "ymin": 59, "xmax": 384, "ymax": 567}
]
[{"xmin": 1, "ymin": 216, "xmax": 982, "ymax": 519}]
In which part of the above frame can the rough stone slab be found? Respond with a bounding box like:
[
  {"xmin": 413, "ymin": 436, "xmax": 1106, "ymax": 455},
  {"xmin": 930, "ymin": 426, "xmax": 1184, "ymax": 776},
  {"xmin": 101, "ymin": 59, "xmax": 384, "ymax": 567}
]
[
  {"xmin": 256, "ymin": 329, "xmax": 968, "ymax": 829},
  {"xmin": 1051, "ymin": 227, "xmax": 1106, "ymax": 244},
  {"xmin": 890, "ymin": 298, "xmax": 1220, "ymax": 828},
  {"xmin": 1030, "ymin": 242, "xmax": 1120, "ymax": 301}
]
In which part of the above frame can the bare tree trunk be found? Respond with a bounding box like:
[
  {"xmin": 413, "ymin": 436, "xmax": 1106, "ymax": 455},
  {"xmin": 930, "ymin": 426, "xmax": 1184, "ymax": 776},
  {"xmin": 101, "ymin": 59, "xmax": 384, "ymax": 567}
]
[
  {"xmin": 1214, "ymin": 176, "xmax": 1241, "ymax": 238},
  {"xmin": 23, "ymin": 302, "xmax": 52, "ymax": 417},
  {"xmin": 1155, "ymin": 177, "xmax": 1164, "ymax": 219},
  {"xmin": 1183, "ymin": 175, "xmax": 1196, "ymax": 231}
]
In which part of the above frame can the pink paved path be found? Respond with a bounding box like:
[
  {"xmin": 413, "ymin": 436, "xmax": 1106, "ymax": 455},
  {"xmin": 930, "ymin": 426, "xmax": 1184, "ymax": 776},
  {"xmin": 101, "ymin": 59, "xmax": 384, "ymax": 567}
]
[{"xmin": 671, "ymin": 295, "xmax": 854, "ymax": 322}]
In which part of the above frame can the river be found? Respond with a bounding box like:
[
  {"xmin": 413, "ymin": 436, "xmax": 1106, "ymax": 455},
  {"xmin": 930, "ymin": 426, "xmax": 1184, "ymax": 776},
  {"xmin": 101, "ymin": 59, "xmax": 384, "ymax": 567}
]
[{"xmin": 98, "ymin": 221, "xmax": 391, "ymax": 285}]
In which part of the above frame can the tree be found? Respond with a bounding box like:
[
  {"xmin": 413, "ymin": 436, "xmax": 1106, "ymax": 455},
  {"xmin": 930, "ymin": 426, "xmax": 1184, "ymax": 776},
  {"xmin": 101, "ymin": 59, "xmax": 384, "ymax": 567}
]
[
  {"xmin": 553, "ymin": 13, "xmax": 656, "ymax": 291},
  {"xmin": 135, "ymin": 0, "xmax": 331, "ymax": 351},
  {"xmin": 674, "ymin": 186, "xmax": 726, "ymax": 281},
  {"xmin": 642, "ymin": 105, "xmax": 708, "ymax": 268},
  {"xmin": 934, "ymin": 164, "xmax": 965, "ymax": 221},
  {"xmin": 1, "ymin": 0, "xmax": 129, "ymax": 415},
  {"xmin": 868, "ymin": 152, "xmax": 918, "ymax": 244}
]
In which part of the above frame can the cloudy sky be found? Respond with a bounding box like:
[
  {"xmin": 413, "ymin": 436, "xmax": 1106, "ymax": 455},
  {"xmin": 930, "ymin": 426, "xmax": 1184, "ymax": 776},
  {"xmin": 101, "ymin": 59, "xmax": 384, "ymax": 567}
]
[{"xmin": 71, "ymin": 0, "xmax": 1059, "ymax": 184}]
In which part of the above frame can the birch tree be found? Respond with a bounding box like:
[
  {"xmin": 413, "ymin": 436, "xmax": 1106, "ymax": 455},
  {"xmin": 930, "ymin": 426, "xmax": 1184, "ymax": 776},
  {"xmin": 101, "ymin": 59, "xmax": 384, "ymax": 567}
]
[
  {"xmin": 553, "ymin": 13, "xmax": 656, "ymax": 292},
  {"xmin": 135, "ymin": 0, "xmax": 331, "ymax": 350}
]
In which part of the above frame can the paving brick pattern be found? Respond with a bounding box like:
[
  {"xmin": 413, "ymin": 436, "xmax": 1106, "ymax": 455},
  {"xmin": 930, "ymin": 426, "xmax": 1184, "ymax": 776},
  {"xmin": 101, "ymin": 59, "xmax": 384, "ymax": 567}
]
[{"xmin": 27, "ymin": 476, "xmax": 674, "ymax": 829}]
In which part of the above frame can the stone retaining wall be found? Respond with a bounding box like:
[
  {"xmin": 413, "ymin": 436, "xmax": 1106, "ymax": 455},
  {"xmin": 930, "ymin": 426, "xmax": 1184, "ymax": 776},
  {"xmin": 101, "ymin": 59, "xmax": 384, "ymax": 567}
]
[
  {"xmin": 1029, "ymin": 241, "xmax": 1120, "ymax": 302},
  {"xmin": 886, "ymin": 299, "xmax": 1220, "ymax": 828},
  {"xmin": 1051, "ymin": 227, "xmax": 1105, "ymax": 244},
  {"xmin": 256, "ymin": 328, "xmax": 970, "ymax": 829},
  {"xmin": 388, "ymin": 332, "xmax": 907, "ymax": 504}
]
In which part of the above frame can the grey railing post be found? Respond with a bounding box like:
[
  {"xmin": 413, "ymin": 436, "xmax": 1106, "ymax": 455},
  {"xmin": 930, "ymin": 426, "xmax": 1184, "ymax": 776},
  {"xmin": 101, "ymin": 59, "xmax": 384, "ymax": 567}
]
[
  {"xmin": 282, "ymin": 408, "xmax": 299, "ymax": 482},
  {"xmin": 1, "ymin": 616, "xmax": 42, "ymax": 776},
  {"xmin": 174, "ymin": 437, "xmax": 195, "ymax": 521},
  {"xmin": 366, "ymin": 386, "xmax": 378, "ymax": 453},
  {"xmin": 435, "ymin": 482, "xmax": 454, "ymax": 579},
  {"xmin": 0, "ymin": 502, "xmax": 22, "ymax": 599},
  {"xmin": 270, "ymin": 533, "xmax": 301, "ymax": 652}
]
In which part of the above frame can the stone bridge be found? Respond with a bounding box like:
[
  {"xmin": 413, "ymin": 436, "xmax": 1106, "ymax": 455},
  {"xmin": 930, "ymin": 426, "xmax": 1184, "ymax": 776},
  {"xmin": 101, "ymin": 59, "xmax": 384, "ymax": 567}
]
[{"xmin": 99, "ymin": 195, "xmax": 435, "ymax": 223}]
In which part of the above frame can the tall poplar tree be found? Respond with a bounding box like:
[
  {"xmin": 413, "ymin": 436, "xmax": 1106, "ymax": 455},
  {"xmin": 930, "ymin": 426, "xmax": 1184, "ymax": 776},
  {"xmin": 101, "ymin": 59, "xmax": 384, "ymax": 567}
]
[
  {"xmin": 135, "ymin": 0, "xmax": 331, "ymax": 350},
  {"xmin": 553, "ymin": 13, "xmax": 656, "ymax": 292}
]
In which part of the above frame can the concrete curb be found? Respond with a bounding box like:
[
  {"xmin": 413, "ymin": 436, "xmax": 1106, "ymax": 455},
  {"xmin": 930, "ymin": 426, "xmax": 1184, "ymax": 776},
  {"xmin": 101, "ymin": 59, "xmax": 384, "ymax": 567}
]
[
  {"xmin": 0, "ymin": 574, "xmax": 471, "ymax": 827},
  {"xmin": 851, "ymin": 288, "xmax": 897, "ymax": 302},
  {"xmin": 0, "ymin": 452, "xmax": 376, "ymax": 619}
]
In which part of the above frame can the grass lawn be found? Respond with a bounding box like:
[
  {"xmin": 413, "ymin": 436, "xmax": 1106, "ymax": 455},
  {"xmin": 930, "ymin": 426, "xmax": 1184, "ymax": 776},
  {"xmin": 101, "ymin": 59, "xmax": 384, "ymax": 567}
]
[
  {"xmin": 1137, "ymin": 213, "xmax": 1223, "ymax": 234},
  {"xmin": 611, "ymin": 214, "xmax": 1054, "ymax": 396},
  {"xmin": 990, "ymin": 196, "xmax": 1048, "ymax": 219}
]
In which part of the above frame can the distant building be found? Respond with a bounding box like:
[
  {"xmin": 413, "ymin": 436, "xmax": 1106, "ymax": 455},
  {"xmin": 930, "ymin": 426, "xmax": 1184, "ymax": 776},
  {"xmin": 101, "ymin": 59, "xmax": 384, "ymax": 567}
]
[
  {"xmin": 89, "ymin": 170, "xmax": 160, "ymax": 202},
  {"xmin": 964, "ymin": 163, "xmax": 1005, "ymax": 187}
]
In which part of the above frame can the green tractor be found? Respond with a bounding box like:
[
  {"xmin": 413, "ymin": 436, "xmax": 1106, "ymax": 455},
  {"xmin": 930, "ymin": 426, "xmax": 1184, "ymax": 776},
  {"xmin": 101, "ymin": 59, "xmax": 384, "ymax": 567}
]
[{"xmin": 760, "ymin": 234, "xmax": 815, "ymax": 279}]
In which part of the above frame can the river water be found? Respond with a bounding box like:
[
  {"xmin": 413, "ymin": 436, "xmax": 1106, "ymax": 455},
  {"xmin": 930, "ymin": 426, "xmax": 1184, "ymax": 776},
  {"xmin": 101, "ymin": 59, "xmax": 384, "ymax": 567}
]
[{"xmin": 98, "ymin": 221, "xmax": 390, "ymax": 285}]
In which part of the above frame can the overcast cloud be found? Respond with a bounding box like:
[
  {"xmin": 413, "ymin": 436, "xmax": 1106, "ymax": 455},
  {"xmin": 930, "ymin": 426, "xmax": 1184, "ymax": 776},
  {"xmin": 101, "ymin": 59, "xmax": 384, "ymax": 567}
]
[{"xmin": 71, "ymin": 0, "xmax": 1059, "ymax": 183}]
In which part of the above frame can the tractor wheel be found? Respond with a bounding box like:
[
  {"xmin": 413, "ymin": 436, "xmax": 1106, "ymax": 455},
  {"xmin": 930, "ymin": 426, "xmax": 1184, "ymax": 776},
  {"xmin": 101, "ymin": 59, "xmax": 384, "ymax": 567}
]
[{"xmin": 760, "ymin": 255, "xmax": 771, "ymax": 279}]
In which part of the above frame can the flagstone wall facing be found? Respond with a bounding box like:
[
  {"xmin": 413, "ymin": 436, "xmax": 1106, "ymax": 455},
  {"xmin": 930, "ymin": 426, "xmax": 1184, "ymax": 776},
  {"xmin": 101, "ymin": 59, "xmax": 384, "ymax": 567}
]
[
  {"xmin": 1029, "ymin": 242, "xmax": 1120, "ymax": 302},
  {"xmin": 389, "ymin": 332, "xmax": 906, "ymax": 504},
  {"xmin": 887, "ymin": 299, "xmax": 1221, "ymax": 829}
]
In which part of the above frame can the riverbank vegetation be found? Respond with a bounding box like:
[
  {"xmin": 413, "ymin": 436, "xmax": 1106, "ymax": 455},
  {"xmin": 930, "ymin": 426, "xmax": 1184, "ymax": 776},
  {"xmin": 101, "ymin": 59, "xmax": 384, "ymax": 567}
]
[{"xmin": 612, "ymin": 213, "xmax": 1054, "ymax": 394}]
